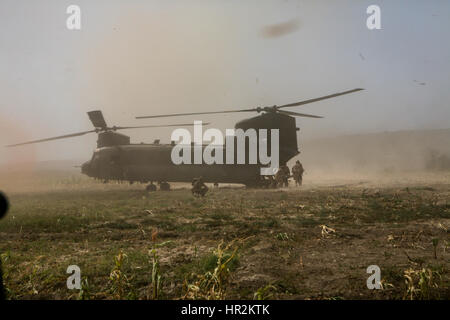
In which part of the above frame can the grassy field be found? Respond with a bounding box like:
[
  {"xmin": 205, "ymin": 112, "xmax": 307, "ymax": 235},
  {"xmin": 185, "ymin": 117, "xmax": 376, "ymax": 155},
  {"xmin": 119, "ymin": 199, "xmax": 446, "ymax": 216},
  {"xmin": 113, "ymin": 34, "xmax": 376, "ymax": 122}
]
[{"xmin": 0, "ymin": 171, "xmax": 449, "ymax": 299}]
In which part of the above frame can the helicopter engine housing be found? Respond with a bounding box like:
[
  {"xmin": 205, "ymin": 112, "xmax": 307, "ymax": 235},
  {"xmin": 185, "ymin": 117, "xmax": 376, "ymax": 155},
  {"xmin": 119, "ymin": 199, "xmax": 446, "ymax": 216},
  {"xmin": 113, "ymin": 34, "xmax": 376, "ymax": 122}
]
[
  {"xmin": 97, "ymin": 131, "xmax": 130, "ymax": 148},
  {"xmin": 235, "ymin": 112, "xmax": 299, "ymax": 165}
]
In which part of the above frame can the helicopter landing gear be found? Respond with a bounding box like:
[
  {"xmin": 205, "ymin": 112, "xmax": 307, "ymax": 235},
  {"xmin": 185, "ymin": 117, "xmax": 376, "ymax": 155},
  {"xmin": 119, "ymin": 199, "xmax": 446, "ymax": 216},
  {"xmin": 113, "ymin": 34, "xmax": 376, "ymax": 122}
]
[
  {"xmin": 146, "ymin": 183, "xmax": 157, "ymax": 192},
  {"xmin": 159, "ymin": 182, "xmax": 171, "ymax": 191},
  {"xmin": 245, "ymin": 176, "xmax": 277, "ymax": 189}
]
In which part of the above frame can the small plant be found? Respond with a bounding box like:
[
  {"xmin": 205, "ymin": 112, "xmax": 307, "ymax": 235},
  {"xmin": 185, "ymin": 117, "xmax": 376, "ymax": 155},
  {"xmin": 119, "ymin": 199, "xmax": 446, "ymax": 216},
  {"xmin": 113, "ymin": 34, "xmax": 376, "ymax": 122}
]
[
  {"xmin": 26, "ymin": 265, "xmax": 40, "ymax": 296},
  {"xmin": 275, "ymin": 232, "xmax": 289, "ymax": 241},
  {"xmin": 109, "ymin": 250, "xmax": 129, "ymax": 299},
  {"xmin": 78, "ymin": 277, "xmax": 91, "ymax": 300},
  {"xmin": 403, "ymin": 267, "xmax": 441, "ymax": 300},
  {"xmin": 194, "ymin": 245, "xmax": 198, "ymax": 259},
  {"xmin": 379, "ymin": 279, "xmax": 394, "ymax": 290},
  {"xmin": 151, "ymin": 229, "xmax": 158, "ymax": 242},
  {"xmin": 254, "ymin": 284, "xmax": 276, "ymax": 300},
  {"xmin": 0, "ymin": 251, "xmax": 13, "ymax": 299},
  {"xmin": 320, "ymin": 225, "xmax": 336, "ymax": 238},
  {"xmin": 183, "ymin": 239, "xmax": 242, "ymax": 300},
  {"xmin": 149, "ymin": 248, "xmax": 162, "ymax": 300},
  {"xmin": 148, "ymin": 240, "xmax": 171, "ymax": 300}
]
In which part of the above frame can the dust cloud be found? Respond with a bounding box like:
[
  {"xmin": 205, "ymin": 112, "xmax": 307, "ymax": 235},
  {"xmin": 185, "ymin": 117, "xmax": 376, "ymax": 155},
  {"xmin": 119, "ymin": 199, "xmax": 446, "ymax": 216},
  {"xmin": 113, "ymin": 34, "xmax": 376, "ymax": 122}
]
[
  {"xmin": 81, "ymin": 6, "xmax": 249, "ymax": 141},
  {"xmin": 0, "ymin": 117, "xmax": 37, "ymax": 171},
  {"xmin": 291, "ymin": 129, "xmax": 450, "ymax": 183}
]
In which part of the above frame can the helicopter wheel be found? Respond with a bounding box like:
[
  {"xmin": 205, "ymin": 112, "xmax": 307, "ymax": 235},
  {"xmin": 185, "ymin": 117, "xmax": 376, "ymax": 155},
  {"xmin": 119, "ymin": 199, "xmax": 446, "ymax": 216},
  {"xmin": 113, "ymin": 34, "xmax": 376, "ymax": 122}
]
[
  {"xmin": 159, "ymin": 182, "xmax": 171, "ymax": 191},
  {"xmin": 146, "ymin": 183, "xmax": 157, "ymax": 192}
]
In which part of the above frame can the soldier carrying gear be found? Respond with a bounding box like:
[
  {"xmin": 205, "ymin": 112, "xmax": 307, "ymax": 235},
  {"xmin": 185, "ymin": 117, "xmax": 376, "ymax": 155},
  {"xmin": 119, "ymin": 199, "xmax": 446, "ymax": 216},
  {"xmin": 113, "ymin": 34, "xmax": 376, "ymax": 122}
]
[
  {"xmin": 274, "ymin": 168, "xmax": 283, "ymax": 187},
  {"xmin": 191, "ymin": 176, "xmax": 208, "ymax": 197},
  {"xmin": 281, "ymin": 164, "xmax": 290, "ymax": 187},
  {"xmin": 275, "ymin": 165, "xmax": 290, "ymax": 188},
  {"xmin": 292, "ymin": 160, "xmax": 304, "ymax": 186}
]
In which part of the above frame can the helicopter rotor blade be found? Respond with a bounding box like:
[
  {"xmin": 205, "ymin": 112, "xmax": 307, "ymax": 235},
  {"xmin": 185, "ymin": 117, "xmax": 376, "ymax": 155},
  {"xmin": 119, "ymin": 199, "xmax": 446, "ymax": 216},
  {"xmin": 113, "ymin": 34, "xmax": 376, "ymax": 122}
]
[
  {"xmin": 87, "ymin": 110, "xmax": 108, "ymax": 129},
  {"xmin": 114, "ymin": 122, "xmax": 211, "ymax": 130},
  {"xmin": 277, "ymin": 110, "xmax": 323, "ymax": 118},
  {"xmin": 136, "ymin": 88, "xmax": 363, "ymax": 120},
  {"xmin": 6, "ymin": 122, "xmax": 211, "ymax": 147},
  {"xmin": 135, "ymin": 109, "xmax": 255, "ymax": 119},
  {"xmin": 5, "ymin": 130, "xmax": 97, "ymax": 147},
  {"xmin": 277, "ymin": 88, "xmax": 364, "ymax": 109}
]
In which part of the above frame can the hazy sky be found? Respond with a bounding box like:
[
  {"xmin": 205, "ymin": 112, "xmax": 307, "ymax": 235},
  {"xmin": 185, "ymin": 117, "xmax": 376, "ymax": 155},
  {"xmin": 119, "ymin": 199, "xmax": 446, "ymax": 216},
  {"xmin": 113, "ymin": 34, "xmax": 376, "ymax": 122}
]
[{"xmin": 1, "ymin": 0, "xmax": 449, "ymax": 165}]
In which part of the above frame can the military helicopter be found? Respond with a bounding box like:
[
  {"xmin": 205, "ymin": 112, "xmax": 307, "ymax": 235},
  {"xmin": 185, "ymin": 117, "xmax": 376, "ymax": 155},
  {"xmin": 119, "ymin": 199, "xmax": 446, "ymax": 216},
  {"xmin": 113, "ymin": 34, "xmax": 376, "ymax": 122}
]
[{"xmin": 6, "ymin": 88, "xmax": 363, "ymax": 190}]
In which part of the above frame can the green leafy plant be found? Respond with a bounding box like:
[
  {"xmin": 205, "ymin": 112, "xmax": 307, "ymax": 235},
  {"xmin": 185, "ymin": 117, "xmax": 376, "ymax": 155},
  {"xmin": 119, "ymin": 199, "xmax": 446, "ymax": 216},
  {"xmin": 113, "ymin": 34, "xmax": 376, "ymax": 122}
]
[
  {"xmin": 275, "ymin": 232, "xmax": 289, "ymax": 241},
  {"xmin": 183, "ymin": 239, "xmax": 242, "ymax": 300},
  {"xmin": 0, "ymin": 251, "xmax": 13, "ymax": 299},
  {"xmin": 149, "ymin": 248, "xmax": 162, "ymax": 300},
  {"xmin": 254, "ymin": 284, "xmax": 276, "ymax": 300},
  {"xmin": 78, "ymin": 277, "xmax": 91, "ymax": 300},
  {"xmin": 403, "ymin": 267, "xmax": 442, "ymax": 300},
  {"xmin": 148, "ymin": 240, "xmax": 171, "ymax": 300}
]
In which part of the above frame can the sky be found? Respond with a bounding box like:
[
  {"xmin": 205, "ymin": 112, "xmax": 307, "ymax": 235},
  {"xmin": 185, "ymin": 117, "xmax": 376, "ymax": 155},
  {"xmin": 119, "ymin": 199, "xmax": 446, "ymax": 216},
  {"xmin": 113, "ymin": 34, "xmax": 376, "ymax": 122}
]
[{"xmin": 0, "ymin": 0, "xmax": 449, "ymax": 165}]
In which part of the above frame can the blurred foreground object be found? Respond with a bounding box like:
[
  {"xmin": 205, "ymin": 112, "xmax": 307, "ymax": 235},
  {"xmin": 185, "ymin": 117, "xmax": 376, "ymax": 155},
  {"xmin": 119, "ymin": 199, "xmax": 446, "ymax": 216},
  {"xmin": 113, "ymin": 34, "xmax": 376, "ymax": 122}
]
[{"xmin": 0, "ymin": 191, "xmax": 9, "ymax": 300}]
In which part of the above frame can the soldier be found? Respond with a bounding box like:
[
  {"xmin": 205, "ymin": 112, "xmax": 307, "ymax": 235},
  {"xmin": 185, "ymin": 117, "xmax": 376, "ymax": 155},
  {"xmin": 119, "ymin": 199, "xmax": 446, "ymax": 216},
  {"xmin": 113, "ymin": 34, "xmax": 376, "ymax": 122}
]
[
  {"xmin": 281, "ymin": 164, "xmax": 290, "ymax": 187},
  {"xmin": 191, "ymin": 176, "xmax": 209, "ymax": 197},
  {"xmin": 274, "ymin": 168, "xmax": 284, "ymax": 188},
  {"xmin": 275, "ymin": 165, "xmax": 290, "ymax": 188},
  {"xmin": 292, "ymin": 160, "xmax": 304, "ymax": 186}
]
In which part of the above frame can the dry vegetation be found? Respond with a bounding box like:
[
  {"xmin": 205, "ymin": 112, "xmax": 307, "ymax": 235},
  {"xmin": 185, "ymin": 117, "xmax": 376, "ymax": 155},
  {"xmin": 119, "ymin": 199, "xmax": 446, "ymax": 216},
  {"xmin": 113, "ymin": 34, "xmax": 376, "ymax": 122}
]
[{"xmin": 0, "ymin": 171, "xmax": 449, "ymax": 300}]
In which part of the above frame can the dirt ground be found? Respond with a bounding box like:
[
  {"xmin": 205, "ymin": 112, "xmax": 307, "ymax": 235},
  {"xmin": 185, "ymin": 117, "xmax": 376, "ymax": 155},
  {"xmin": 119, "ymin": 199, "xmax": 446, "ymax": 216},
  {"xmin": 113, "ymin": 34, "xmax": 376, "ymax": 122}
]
[{"xmin": 0, "ymin": 170, "xmax": 449, "ymax": 299}]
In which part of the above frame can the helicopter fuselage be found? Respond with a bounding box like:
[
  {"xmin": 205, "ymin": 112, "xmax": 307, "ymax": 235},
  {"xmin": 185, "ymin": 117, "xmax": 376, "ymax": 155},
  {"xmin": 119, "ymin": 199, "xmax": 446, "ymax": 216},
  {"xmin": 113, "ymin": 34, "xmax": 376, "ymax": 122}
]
[
  {"xmin": 82, "ymin": 144, "xmax": 264, "ymax": 185},
  {"xmin": 81, "ymin": 112, "xmax": 300, "ymax": 185}
]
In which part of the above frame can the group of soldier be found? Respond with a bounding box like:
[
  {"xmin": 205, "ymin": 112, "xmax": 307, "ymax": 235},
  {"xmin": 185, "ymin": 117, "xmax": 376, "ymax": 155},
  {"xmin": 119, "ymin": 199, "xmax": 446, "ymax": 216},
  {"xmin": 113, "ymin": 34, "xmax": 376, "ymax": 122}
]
[
  {"xmin": 191, "ymin": 160, "xmax": 305, "ymax": 196},
  {"xmin": 274, "ymin": 160, "xmax": 304, "ymax": 188}
]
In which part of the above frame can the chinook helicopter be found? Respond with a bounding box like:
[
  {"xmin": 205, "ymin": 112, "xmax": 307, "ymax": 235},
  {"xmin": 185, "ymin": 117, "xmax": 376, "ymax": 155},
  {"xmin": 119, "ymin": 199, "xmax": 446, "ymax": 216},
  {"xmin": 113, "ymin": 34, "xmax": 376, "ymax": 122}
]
[{"xmin": 6, "ymin": 88, "xmax": 363, "ymax": 190}]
